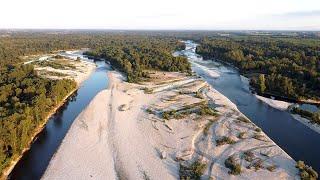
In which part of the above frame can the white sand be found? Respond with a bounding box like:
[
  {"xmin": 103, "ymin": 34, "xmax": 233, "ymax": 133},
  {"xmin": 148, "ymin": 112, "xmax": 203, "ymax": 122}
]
[
  {"xmin": 255, "ymin": 95, "xmax": 292, "ymax": 111},
  {"xmin": 43, "ymin": 71, "xmax": 298, "ymax": 179},
  {"xmin": 35, "ymin": 59, "xmax": 96, "ymax": 85}
]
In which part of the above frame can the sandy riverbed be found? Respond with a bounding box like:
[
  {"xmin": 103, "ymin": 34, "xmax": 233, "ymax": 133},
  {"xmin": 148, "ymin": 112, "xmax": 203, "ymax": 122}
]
[{"xmin": 43, "ymin": 71, "xmax": 299, "ymax": 179}]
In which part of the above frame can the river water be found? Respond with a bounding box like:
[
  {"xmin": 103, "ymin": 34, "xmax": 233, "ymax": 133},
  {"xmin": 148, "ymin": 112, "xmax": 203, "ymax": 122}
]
[
  {"xmin": 181, "ymin": 40, "xmax": 320, "ymax": 173},
  {"xmin": 9, "ymin": 52, "xmax": 110, "ymax": 179}
]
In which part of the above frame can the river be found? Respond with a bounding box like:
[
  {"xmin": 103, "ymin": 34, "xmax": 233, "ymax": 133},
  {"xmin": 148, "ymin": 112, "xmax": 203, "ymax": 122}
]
[
  {"xmin": 181, "ymin": 40, "xmax": 320, "ymax": 173},
  {"xmin": 9, "ymin": 52, "xmax": 110, "ymax": 179}
]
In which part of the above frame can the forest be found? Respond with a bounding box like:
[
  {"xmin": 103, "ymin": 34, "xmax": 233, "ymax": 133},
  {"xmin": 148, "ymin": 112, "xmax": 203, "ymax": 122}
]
[
  {"xmin": 196, "ymin": 36, "xmax": 320, "ymax": 101},
  {"xmin": 84, "ymin": 36, "xmax": 191, "ymax": 82},
  {"xmin": 0, "ymin": 65, "xmax": 76, "ymax": 172}
]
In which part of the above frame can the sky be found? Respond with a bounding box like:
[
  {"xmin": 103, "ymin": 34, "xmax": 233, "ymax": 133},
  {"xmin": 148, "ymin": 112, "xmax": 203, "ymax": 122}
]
[{"xmin": 0, "ymin": 0, "xmax": 319, "ymax": 30}]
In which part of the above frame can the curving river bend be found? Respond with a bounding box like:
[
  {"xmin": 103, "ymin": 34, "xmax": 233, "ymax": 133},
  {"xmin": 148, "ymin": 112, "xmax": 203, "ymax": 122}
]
[{"xmin": 182, "ymin": 40, "xmax": 320, "ymax": 173}]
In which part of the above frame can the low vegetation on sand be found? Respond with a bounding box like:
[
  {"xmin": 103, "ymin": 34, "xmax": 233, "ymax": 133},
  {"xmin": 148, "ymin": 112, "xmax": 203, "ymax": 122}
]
[
  {"xmin": 225, "ymin": 156, "xmax": 241, "ymax": 175},
  {"xmin": 162, "ymin": 101, "xmax": 217, "ymax": 120},
  {"xmin": 179, "ymin": 160, "xmax": 207, "ymax": 180},
  {"xmin": 216, "ymin": 136, "xmax": 236, "ymax": 146},
  {"xmin": 296, "ymin": 161, "xmax": 318, "ymax": 180}
]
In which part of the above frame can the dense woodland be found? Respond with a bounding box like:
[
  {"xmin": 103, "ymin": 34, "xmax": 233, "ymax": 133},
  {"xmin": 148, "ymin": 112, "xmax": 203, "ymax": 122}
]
[
  {"xmin": 0, "ymin": 65, "xmax": 76, "ymax": 172},
  {"xmin": 84, "ymin": 36, "xmax": 191, "ymax": 82},
  {"xmin": 196, "ymin": 36, "xmax": 320, "ymax": 101}
]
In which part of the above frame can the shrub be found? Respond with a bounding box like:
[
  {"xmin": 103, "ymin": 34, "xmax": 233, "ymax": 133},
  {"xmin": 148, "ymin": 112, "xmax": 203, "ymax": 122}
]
[
  {"xmin": 198, "ymin": 106, "xmax": 217, "ymax": 116},
  {"xmin": 225, "ymin": 156, "xmax": 241, "ymax": 175},
  {"xmin": 180, "ymin": 160, "xmax": 207, "ymax": 180},
  {"xmin": 216, "ymin": 136, "xmax": 236, "ymax": 146},
  {"xmin": 243, "ymin": 151, "xmax": 254, "ymax": 162}
]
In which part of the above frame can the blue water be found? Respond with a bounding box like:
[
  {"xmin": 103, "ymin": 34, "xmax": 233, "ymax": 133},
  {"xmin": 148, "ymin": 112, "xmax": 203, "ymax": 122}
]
[{"xmin": 183, "ymin": 40, "xmax": 320, "ymax": 173}]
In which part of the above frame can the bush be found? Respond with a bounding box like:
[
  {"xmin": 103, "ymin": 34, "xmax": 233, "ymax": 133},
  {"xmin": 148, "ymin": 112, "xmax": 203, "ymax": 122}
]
[
  {"xmin": 225, "ymin": 156, "xmax": 241, "ymax": 175},
  {"xmin": 243, "ymin": 151, "xmax": 254, "ymax": 162},
  {"xmin": 180, "ymin": 160, "xmax": 207, "ymax": 180},
  {"xmin": 216, "ymin": 136, "xmax": 236, "ymax": 146}
]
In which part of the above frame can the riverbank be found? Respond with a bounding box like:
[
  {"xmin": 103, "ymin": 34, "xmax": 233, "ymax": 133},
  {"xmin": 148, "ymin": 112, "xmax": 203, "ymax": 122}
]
[
  {"xmin": 43, "ymin": 70, "xmax": 299, "ymax": 179},
  {"xmin": 255, "ymin": 95, "xmax": 292, "ymax": 111},
  {"xmin": 1, "ymin": 59, "xmax": 96, "ymax": 179}
]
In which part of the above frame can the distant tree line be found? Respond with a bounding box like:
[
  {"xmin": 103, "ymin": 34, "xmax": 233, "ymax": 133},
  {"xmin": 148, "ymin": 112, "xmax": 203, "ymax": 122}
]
[
  {"xmin": 196, "ymin": 37, "xmax": 320, "ymax": 100},
  {"xmin": 84, "ymin": 36, "xmax": 191, "ymax": 82}
]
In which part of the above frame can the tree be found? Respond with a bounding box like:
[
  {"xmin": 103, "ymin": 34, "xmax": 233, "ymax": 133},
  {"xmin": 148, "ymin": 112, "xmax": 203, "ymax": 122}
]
[{"xmin": 258, "ymin": 74, "xmax": 266, "ymax": 93}]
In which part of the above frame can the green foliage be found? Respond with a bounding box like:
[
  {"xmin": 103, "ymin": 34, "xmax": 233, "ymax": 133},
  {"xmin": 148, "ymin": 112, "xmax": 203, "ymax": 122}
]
[
  {"xmin": 258, "ymin": 74, "xmax": 266, "ymax": 93},
  {"xmin": 225, "ymin": 156, "xmax": 241, "ymax": 175},
  {"xmin": 0, "ymin": 65, "xmax": 76, "ymax": 173},
  {"xmin": 291, "ymin": 107, "xmax": 320, "ymax": 125},
  {"xmin": 196, "ymin": 36, "xmax": 320, "ymax": 100},
  {"xmin": 216, "ymin": 136, "xmax": 236, "ymax": 146},
  {"xmin": 85, "ymin": 36, "xmax": 191, "ymax": 82},
  {"xmin": 296, "ymin": 161, "xmax": 318, "ymax": 180},
  {"xmin": 179, "ymin": 160, "xmax": 207, "ymax": 180}
]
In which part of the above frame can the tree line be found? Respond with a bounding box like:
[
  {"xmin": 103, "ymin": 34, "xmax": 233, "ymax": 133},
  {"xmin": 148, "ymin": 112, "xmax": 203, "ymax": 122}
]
[
  {"xmin": 196, "ymin": 36, "xmax": 320, "ymax": 100},
  {"xmin": 84, "ymin": 36, "xmax": 191, "ymax": 82}
]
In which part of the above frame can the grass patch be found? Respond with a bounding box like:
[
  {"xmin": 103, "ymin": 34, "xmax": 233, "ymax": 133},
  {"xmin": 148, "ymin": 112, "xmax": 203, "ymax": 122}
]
[
  {"xmin": 225, "ymin": 156, "xmax": 241, "ymax": 175},
  {"xmin": 179, "ymin": 160, "xmax": 207, "ymax": 180},
  {"xmin": 216, "ymin": 136, "xmax": 236, "ymax": 146}
]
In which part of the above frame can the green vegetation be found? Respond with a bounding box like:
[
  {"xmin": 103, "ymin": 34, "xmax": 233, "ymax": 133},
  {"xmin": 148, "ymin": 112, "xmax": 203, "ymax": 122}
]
[
  {"xmin": 291, "ymin": 107, "xmax": 320, "ymax": 125},
  {"xmin": 225, "ymin": 156, "xmax": 241, "ymax": 175},
  {"xmin": 161, "ymin": 101, "xmax": 217, "ymax": 120},
  {"xmin": 85, "ymin": 36, "xmax": 191, "ymax": 82},
  {"xmin": 0, "ymin": 65, "xmax": 76, "ymax": 173},
  {"xmin": 216, "ymin": 136, "xmax": 236, "ymax": 146},
  {"xmin": 196, "ymin": 36, "xmax": 320, "ymax": 100},
  {"xmin": 296, "ymin": 161, "xmax": 318, "ymax": 180},
  {"xmin": 179, "ymin": 160, "xmax": 207, "ymax": 180}
]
